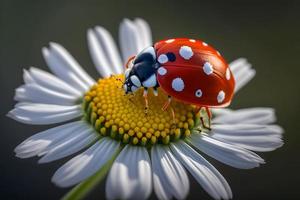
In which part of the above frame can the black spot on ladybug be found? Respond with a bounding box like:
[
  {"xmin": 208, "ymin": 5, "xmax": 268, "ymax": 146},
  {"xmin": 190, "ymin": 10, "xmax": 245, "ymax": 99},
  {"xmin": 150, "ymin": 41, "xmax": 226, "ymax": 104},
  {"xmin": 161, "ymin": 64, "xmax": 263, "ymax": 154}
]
[{"xmin": 166, "ymin": 52, "xmax": 176, "ymax": 62}]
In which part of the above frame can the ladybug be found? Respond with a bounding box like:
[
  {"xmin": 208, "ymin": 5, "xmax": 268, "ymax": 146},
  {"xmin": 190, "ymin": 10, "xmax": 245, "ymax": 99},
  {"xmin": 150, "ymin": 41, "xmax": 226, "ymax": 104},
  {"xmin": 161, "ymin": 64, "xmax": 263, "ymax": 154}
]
[{"xmin": 123, "ymin": 38, "xmax": 235, "ymax": 128}]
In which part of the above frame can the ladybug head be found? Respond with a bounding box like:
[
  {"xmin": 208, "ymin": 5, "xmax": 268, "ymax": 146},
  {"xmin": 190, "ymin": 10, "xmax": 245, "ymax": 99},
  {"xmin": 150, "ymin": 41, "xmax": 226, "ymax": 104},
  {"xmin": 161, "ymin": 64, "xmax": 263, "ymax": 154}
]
[
  {"xmin": 123, "ymin": 73, "xmax": 140, "ymax": 94},
  {"xmin": 123, "ymin": 46, "xmax": 157, "ymax": 94}
]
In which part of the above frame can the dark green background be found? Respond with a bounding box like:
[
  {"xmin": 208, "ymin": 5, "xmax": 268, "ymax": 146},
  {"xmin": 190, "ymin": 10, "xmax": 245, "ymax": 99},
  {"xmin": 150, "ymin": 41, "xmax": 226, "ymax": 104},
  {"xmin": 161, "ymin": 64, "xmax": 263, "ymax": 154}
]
[{"xmin": 1, "ymin": 0, "xmax": 299, "ymax": 199}]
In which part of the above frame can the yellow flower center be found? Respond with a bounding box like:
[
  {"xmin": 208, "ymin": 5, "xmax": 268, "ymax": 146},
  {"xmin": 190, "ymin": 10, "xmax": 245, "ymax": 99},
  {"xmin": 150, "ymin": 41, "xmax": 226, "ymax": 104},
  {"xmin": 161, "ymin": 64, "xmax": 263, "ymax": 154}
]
[{"xmin": 83, "ymin": 74, "xmax": 206, "ymax": 146}]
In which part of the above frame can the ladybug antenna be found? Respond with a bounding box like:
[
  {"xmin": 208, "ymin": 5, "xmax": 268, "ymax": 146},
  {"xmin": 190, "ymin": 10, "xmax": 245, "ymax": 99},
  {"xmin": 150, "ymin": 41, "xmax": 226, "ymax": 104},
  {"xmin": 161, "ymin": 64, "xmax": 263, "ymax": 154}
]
[
  {"xmin": 115, "ymin": 77, "xmax": 125, "ymax": 89},
  {"xmin": 116, "ymin": 78, "xmax": 124, "ymax": 84}
]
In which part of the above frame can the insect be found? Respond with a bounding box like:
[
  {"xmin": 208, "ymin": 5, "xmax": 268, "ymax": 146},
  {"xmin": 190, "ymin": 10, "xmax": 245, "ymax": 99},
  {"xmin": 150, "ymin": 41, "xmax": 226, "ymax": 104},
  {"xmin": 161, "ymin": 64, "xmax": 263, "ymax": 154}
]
[{"xmin": 123, "ymin": 38, "xmax": 235, "ymax": 129}]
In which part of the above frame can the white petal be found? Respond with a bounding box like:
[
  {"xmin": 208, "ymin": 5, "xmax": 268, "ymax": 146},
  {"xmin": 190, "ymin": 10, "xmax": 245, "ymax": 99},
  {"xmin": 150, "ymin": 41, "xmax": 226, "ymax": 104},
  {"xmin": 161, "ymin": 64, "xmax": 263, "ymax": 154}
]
[
  {"xmin": 229, "ymin": 58, "xmax": 256, "ymax": 92},
  {"xmin": 87, "ymin": 29, "xmax": 114, "ymax": 77},
  {"xmin": 212, "ymin": 108, "xmax": 232, "ymax": 116},
  {"xmin": 211, "ymin": 124, "xmax": 283, "ymax": 152},
  {"xmin": 38, "ymin": 127, "xmax": 98, "ymax": 163},
  {"xmin": 14, "ymin": 84, "xmax": 78, "ymax": 105},
  {"xmin": 106, "ymin": 145, "xmax": 152, "ymax": 200},
  {"xmin": 28, "ymin": 67, "xmax": 81, "ymax": 97},
  {"xmin": 232, "ymin": 62, "xmax": 252, "ymax": 81},
  {"xmin": 212, "ymin": 124, "xmax": 283, "ymax": 136},
  {"xmin": 229, "ymin": 58, "xmax": 248, "ymax": 74},
  {"xmin": 119, "ymin": 19, "xmax": 144, "ymax": 63},
  {"xmin": 134, "ymin": 18, "xmax": 152, "ymax": 49},
  {"xmin": 212, "ymin": 107, "xmax": 276, "ymax": 124},
  {"xmin": 42, "ymin": 42, "xmax": 95, "ymax": 92},
  {"xmin": 23, "ymin": 69, "xmax": 34, "ymax": 84},
  {"xmin": 49, "ymin": 43, "xmax": 95, "ymax": 86},
  {"xmin": 234, "ymin": 69, "xmax": 256, "ymax": 92},
  {"xmin": 188, "ymin": 133, "xmax": 265, "ymax": 169},
  {"xmin": 94, "ymin": 26, "xmax": 123, "ymax": 74},
  {"xmin": 14, "ymin": 87, "xmax": 29, "ymax": 102},
  {"xmin": 14, "ymin": 121, "xmax": 85, "ymax": 158},
  {"xmin": 7, "ymin": 103, "xmax": 82, "ymax": 125},
  {"xmin": 171, "ymin": 141, "xmax": 232, "ymax": 200},
  {"xmin": 52, "ymin": 138, "xmax": 119, "ymax": 187},
  {"xmin": 87, "ymin": 27, "xmax": 123, "ymax": 77},
  {"xmin": 151, "ymin": 145, "xmax": 189, "ymax": 200}
]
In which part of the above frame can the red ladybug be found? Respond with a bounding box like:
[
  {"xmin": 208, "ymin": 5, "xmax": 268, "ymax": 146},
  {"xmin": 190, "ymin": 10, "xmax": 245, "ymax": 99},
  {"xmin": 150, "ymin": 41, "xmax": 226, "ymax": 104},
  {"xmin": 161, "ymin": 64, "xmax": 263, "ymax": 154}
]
[{"xmin": 123, "ymin": 38, "xmax": 235, "ymax": 127}]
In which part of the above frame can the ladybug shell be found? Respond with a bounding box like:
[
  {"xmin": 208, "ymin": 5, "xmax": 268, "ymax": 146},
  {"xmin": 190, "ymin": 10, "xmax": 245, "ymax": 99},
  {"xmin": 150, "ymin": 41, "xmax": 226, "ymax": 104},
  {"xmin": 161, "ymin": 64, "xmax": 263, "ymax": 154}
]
[{"xmin": 155, "ymin": 38, "xmax": 235, "ymax": 107}]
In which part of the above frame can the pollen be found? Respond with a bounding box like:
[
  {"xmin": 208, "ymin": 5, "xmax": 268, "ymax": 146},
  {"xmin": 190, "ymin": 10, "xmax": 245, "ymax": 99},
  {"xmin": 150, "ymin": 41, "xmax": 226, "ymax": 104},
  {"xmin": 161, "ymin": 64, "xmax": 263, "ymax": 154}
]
[{"xmin": 83, "ymin": 74, "xmax": 207, "ymax": 146}]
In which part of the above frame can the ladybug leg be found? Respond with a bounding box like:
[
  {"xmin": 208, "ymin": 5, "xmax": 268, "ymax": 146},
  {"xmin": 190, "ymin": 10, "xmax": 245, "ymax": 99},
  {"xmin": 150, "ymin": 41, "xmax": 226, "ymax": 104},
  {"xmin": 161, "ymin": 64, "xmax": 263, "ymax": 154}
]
[
  {"xmin": 143, "ymin": 88, "xmax": 149, "ymax": 114},
  {"xmin": 205, "ymin": 106, "xmax": 212, "ymax": 129},
  {"xmin": 200, "ymin": 117, "xmax": 211, "ymax": 131},
  {"xmin": 153, "ymin": 87, "xmax": 158, "ymax": 96},
  {"xmin": 162, "ymin": 96, "xmax": 176, "ymax": 124},
  {"xmin": 195, "ymin": 106, "xmax": 211, "ymax": 131},
  {"xmin": 200, "ymin": 107, "xmax": 211, "ymax": 131},
  {"xmin": 194, "ymin": 106, "xmax": 202, "ymax": 115},
  {"xmin": 162, "ymin": 96, "xmax": 172, "ymax": 111},
  {"xmin": 125, "ymin": 55, "xmax": 136, "ymax": 69},
  {"xmin": 170, "ymin": 106, "xmax": 175, "ymax": 125},
  {"xmin": 170, "ymin": 107, "xmax": 176, "ymax": 126}
]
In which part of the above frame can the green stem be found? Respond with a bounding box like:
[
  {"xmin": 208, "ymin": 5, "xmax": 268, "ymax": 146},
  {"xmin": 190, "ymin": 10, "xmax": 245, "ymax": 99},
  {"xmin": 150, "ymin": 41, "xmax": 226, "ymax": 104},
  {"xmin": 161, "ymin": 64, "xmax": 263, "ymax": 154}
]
[{"xmin": 61, "ymin": 145, "xmax": 123, "ymax": 200}]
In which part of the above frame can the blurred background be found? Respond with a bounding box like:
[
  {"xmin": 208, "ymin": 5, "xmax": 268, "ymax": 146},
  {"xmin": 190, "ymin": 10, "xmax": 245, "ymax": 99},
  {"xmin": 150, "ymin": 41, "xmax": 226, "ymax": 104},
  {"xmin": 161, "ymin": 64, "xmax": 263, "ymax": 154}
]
[{"xmin": 1, "ymin": 0, "xmax": 299, "ymax": 199}]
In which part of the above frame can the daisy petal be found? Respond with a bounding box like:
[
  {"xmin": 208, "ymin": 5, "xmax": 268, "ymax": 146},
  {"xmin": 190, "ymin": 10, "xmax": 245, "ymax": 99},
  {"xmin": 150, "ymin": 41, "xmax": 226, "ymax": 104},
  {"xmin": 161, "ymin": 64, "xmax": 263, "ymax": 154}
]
[
  {"xmin": 229, "ymin": 58, "xmax": 248, "ymax": 74},
  {"xmin": 106, "ymin": 145, "xmax": 152, "ymax": 200},
  {"xmin": 14, "ymin": 84, "xmax": 78, "ymax": 105},
  {"xmin": 188, "ymin": 133, "xmax": 265, "ymax": 169},
  {"xmin": 38, "ymin": 127, "xmax": 97, "ymax": 163},
  {"xmin": 232, "ymin": 62, "xmax": 251, "ymax": 81},
  {"xmin": 27, "ymin": 67, "xmax": 81, "ymax": 97},
  {"xmin": 212, "ymin": 107, "xmax": 276, "ymax": 125},
  {"xmin": 229, "ymin": 58, "xmax": 256, "ymax": 92},
  {"xmin": 171, "ymin": 141, "xmax": 232, "ymax": 200},
  {"xmin": 87, "ymin": 29, "xmax": 112, "ymax": 77},
  {"xmin": 212, "ymin": 124, "xmax": 283, "ymax": 137},
  {"xmin": 211, "ymin": 124, "xmax": 284, "ymax": 152},
  {"xmin": 23, "ymin": 69, "xmax": 35, "ymax": 84},
  {"xmin": 7, "ymin": 103, "xmax": 82, "ymax": 125},
  {"xmin": 134, "ymin": 18, "xmax": 152, "ymax": 49},
  {"xmin": 42, "ymin": 42, "xmax": 95, "ymax": 92},
  {"xmin": 88, "ymin": 26, "xmax": 123, "ymax": 76},
  {"xmin": 119, "ymin": 18, "xmax": 144, "ymax": 63},
  {"xmin": 52, "ymin": 138, "xmax": 120, "ymax": 187},
  {"xmin": 151, "ymin": 145, "xmax": 189, "ymax": 200},
  {"xmin": 234, "ymin": 69, "xmax": 256, "ymax": 92},
  {"xmin": 14, "ymin": 121, "xmax": 85, "ymax": 158}
]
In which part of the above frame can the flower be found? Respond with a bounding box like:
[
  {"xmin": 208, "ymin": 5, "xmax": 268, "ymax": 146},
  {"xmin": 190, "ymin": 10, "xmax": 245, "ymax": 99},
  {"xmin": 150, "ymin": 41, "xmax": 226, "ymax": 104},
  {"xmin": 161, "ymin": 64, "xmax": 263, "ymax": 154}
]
[{"xmin": 8, "ymin": 18, "xmax": 283, "ymax": 200}]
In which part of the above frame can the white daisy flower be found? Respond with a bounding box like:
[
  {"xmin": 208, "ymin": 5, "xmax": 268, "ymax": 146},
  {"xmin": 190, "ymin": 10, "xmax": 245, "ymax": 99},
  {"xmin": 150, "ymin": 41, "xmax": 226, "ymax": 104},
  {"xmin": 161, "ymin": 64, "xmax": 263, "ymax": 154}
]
[{"xmin": 8, "ymin": 18, "xmax": 283, "ymax": 200}]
